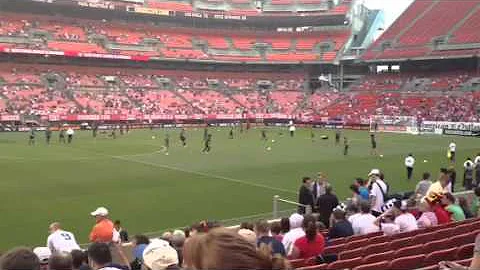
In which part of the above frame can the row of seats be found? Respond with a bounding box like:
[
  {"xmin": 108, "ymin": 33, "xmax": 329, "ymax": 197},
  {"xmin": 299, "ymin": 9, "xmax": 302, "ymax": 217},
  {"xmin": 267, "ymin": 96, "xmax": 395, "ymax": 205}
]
[
  {"xmin": 0, "ymin": 13, "xmax": 349, "ymax": 63},
  {"xmin": 144, "ymin": 0, "xmax": 347, "ymax": 14},
  {"xmin": 289, "ymin": 218, "xmax": 480, "ymax": 270},
  {"xmin": 363, "ymin": 0, "xmax": 480, "ymax": 61}
]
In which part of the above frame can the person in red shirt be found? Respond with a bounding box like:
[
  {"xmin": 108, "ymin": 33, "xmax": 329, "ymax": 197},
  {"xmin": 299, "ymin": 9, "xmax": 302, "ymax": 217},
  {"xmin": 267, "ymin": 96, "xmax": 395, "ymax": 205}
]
[
  {"xmin": 431, "ymin": 201, "xmax": 451, "ymax": 224},
  {"xmin": 290, "ymin": 215, "xmax": 325, "ymax": 260}
]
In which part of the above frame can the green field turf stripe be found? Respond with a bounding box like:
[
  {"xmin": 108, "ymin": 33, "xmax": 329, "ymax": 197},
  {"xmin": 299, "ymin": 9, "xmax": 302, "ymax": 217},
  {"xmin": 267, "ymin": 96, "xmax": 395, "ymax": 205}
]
[{"xmin": 111, "ymin": 154, "xmax": 297, "ymax": 195}]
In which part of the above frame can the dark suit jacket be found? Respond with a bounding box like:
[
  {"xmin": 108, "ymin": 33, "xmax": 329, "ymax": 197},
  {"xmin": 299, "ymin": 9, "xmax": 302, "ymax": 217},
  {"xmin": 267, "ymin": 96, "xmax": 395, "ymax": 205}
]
[{"xmin": 298, "ymin": 185, "xmax": 314, "ymax": 214}]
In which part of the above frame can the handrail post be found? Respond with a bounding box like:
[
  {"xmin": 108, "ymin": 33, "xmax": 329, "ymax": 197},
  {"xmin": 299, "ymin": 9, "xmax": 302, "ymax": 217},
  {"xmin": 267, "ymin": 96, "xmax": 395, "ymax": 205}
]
[{"xmin": 273, "ymin": 195, "xmax": 279, "ymax": 219}]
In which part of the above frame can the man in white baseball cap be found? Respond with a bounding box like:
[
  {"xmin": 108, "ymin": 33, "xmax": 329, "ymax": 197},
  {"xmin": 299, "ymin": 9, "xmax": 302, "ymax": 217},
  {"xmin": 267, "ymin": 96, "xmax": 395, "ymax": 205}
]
[
  {"xmin": 33, "ymin": 246, "xmax": 51, "ymax": 269},
  {"xmin": 143, "ymin": 239, "xmax": 179, "ymax": 270},
  {"xmin": 89, "ymin": 207, "xmax": 114, "ymax": 243}
]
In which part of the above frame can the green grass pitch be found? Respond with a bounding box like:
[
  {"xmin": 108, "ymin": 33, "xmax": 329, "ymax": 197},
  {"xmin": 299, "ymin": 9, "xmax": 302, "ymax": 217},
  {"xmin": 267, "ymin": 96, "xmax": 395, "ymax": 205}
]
[{"xmin": 0, "ymin": 127, "xmax": 478, "ymax": 249}]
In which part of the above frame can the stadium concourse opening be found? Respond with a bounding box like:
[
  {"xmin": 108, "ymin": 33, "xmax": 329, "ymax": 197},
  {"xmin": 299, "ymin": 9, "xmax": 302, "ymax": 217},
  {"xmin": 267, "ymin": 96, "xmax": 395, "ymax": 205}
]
[{"xmin": 1, "ymin": 0, "xmax": 480, "ymax": 269}]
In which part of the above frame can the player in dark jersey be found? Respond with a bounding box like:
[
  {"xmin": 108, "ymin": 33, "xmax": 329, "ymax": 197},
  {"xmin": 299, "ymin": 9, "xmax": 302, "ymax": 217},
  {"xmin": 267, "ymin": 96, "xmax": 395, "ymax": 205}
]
[
  {"xmin": 261, "ymin": 129, "xmax": 267, "ymax": 141},
  {"xmin": 45, "ymin": 127, "xmax": 52, "ymax": 145},
  {"xmin": 202, "ymin": 134, "xmax": 212, "ymax": 153},
  {"xmin": 163, "ymin": 133, "xmax": 170, "ymax": 155},
  {"xmin": 28, "ymin": 128, "xmax": 35, "ymax": 146},
  {"xmin": 180, "ymin": 128, "xmax": 187, "ymax": 147},
  {"xmin": 92, "ymin": 124, "xmax": 98, "ymax": 138},
  {"xmin": 370, "ymin": 133, "xmax": 378, "ymax": 155},
  {"xmin": 111, "ymin": 128, "xmax": 116, "ymax": 139},
  {"xmin": 203, "ymin": 126, "xmax": 208, "ymax": 141},
  {"xmin": 59, "ymin": 128, "xmax": 66, "ymax": 144},
  {"xmin": 310, "ymin": 128, "xmax": 315, "ymax": 142},
  {"xmin": 229, "ymin": 127, "xmax": 234, "ymax": 139},
  {"xmin": 335, "ymin": 130, "xmax": 341, "ymax": 146},
  {"xmin": 343, "ymin": 136, "xmax": 349, "ymax": 156}
]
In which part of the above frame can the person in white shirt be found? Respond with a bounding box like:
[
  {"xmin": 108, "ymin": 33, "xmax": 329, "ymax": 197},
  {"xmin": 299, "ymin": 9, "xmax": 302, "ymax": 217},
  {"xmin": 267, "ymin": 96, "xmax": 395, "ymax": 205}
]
[
  {"xmin": 405, "ymin": 153, "xmax": 415, "ymax": 181},
  {"xmin": 448, "ymin": 141, "xmax": 456, "ymax": 163},
  {"xmin": 288, "ymin": 121, "xmax": 296, "ymax": 137},
  {"xmin": 391, "ymin": 200, "xmax": 418, "ymax": 232},
  {"xmin": 66, "ymin": 128, "xmax": 75, "ymax": 144},
  {"xmin": 47, "ymin": 222, "xmax": 80, "ymax": 253},
  {"xmin": 374, "ymin": 200, "xmax": 418, "ymax": 234},
  {"xmin": 282, "ymin": 213, "xmax": 305, "ymax": 256},
  {"xmin": 368, "ymin": 169, "xmax": 388, "ymax": 216},
  {"xmin": 352, "ymin": 201, "xmax": 379, "ymax": 235}
]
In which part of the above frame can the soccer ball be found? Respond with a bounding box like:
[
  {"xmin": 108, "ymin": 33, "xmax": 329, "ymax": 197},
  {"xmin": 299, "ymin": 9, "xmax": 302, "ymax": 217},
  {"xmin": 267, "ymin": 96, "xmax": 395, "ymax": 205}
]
[
  {"xmin": 379, "ymin": 154, "xmax": 384, "ymax": 158},
  {"xmin": 266, "ymin": 147, "xmax": 272, "ymax": 151},
  {"xmin": 152, "ymin": 136, "xmax": 156, "ymax": 139},
  {"xmin": 165, "ymin": 152, "xmax": 169, "ymax": 156},
  {"xmin": 423, "ymin": 159, "xmax": 428, "ymax": 163},
  {"xmin": 271, "ymin": 139, "xmax": 275, "ymax": 143}
]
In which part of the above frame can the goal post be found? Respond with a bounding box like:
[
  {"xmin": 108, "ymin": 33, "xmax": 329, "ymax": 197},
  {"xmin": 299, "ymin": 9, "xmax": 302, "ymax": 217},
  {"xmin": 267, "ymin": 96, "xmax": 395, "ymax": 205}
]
[{"xmin": 369, "ymin": 115, "xmax": 419, "ymax": 135}]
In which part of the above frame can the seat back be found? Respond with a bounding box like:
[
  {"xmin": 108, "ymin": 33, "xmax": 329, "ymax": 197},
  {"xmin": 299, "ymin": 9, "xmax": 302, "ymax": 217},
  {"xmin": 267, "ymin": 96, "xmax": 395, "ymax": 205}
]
[
  {"xmin": 424, "ymin": 247, "xmax": 457, "ymax": 266},
  {"xmin": 423, "ymin": 238, "xmax": 452, "ymax": 254},
  {"xmin": 363, "ymin": 242, "xmax": 390, "ymax": 255},
  {"xmin": 339, "ymin": 247, "xmax": 364, "ymax": 260},
  {"xmin": 394, "ymin": 244, "xmax": 424, "ymax": 258},
  {"xmin": 327, "ymin": 257, "xmax": 363, "ymax": 270},
  {"xmin": 352, "ymin": 260, "xmax": 389, "ymax": 270},
  {"xmin": 455, "ymin": 243, "xmax": 474, "ymax": 260},
  {"xmin": 390, "ymin": 236, "xmax": 413, "ymax": 250},
  {"xmin": 344, "ymin": 238, "xmax": 369, "ymax": 250},
  {"xmin": 362, "ymin": 250, "xmax": 394, "ymax": 264},
  {"xmin": 323, "ymin": 243, "xmax": 345, "ymax": 255},
  {"xmin": 388, "ymin": 254, "xmax": 426, "ymax": 269}
]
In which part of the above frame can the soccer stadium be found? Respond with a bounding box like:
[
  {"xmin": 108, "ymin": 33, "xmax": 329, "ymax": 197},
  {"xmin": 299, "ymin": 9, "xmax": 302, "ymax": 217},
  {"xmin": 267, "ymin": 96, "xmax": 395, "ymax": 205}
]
[{"xmin": 0, "ymin": 0, "xmax": 480, "ymax": 269}]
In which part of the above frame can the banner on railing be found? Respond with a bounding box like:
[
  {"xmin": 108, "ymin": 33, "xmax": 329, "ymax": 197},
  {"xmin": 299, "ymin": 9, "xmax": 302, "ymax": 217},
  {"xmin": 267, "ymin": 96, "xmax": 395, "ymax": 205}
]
[{"xmin": 422, "ymin": 121, "xmax": 480, "ymax": 132}]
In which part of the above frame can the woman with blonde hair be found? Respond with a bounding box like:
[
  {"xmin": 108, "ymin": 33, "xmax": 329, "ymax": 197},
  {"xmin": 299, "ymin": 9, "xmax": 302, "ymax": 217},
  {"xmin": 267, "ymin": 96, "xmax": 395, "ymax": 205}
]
[{"xmin": 183, "ymin": 228, "xmax": 290, "ymax": 270}]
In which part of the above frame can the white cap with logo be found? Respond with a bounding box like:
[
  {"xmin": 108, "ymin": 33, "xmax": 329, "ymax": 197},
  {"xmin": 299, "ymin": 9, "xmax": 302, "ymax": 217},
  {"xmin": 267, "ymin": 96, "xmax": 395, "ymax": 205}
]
[{"xmin": 90, "ymin": 207, "xmax": 109, "ymax": 217}]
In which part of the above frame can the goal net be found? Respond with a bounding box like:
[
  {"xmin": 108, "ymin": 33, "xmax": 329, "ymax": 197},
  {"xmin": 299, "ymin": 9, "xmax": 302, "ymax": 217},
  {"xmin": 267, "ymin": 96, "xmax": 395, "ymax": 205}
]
[{"xmin": 369, "ymin": 115, "xmax": 419, "ymax": 134}]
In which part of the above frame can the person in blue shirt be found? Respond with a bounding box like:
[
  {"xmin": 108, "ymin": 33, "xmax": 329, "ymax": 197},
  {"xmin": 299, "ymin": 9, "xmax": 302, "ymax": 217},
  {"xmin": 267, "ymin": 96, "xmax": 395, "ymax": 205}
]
[
  {"xmin": 255, "ymin": 220, "xmax": 286, "ymax": 257},
  {"xmin": 328, "ymin": 209, "xmax": 354, "ymax": 239}
]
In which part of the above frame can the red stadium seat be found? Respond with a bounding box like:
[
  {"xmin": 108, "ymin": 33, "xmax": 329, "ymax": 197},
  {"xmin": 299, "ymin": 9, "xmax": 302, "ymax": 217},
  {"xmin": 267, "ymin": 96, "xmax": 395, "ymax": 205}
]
[
  {"xmin": 352, "ymin": 261, "xmax": 389, "ymax": 270},
  {"xmin": 394, "ymin": 244, "xmax": 424, "ymax": 258},
  {"xmin": 423, "ymin": 239, "xmax": 453, "ymax": 254},
  {"xmin": 296, "ymin": 264, "xmax": 328, "ymax": 270},
  {"xmin": 289, "ymin": 259, "xmax": 307, "ymax": 268},
  {"xmin": 366, "ymin": 235, "xmax": 390, "ymax": 245},
  {"xmin": 363, "ymin": 242, "xmax": 390, "ymax": 255},
  {"xmin": 338, "ymin": 247, "xmax": 363, "ymax": 260},
  {"xmin": 328, "ymin": 238, "xmax": 346, "ymax": 246},
  {"xmin": 327, "ymin": 257, "xmax": 363, "ymax": 270},
  {"xmin": 389, "ymin": 254, "xmax": 426, "ymax": 269},
  {"xmin": 455, "ymin": 243, "xmax": 474, "ymax": 260},
  {"xmin": 390, "ymin": 237, "xmax": 414, "ymax": 250},
  {"xmin": 423, "ymin": 247, "xmax": 457, "ymax": 266},
  {"xmin": 362, "ymin": 251, "xmax": 394, "ymax": 265},
  {"xmin": 323, "ymin": 244, "xmax": 345, "ymax": 255},
  {"xmin": 344, "ymin": 238, "xmax": 369, "ymax": 250}
]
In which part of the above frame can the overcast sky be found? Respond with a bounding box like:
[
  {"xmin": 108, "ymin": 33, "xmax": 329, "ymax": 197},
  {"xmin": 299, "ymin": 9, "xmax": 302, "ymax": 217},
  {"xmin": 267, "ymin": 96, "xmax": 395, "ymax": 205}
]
[{"xmin": 361, "ymin": 0, "xmax": 415, "ymax": 27}]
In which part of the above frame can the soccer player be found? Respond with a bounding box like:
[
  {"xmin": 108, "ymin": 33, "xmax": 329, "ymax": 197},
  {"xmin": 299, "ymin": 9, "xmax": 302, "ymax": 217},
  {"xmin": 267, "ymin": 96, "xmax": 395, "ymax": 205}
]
[
  {"xmin": 59, "ymin": 128, "xmax": 66, "ymax": 144},
  {"xmin": 261, "ymin": 129, "xmax": 267, "ymax": 141},
  {"xmin": 203, "ymin": 126, "xmax": 208, "ymax": 141},
  {"xmin": 288, "ymin": 121, "xmax": 296, "ymax": 137},
  {"xmin": 45, "ymin": 127, "xmax": 52, "ymax": 145},
  {"xmin": 110, "ymin": 128, "xmax": 116, "ymax": 139},
  {"xmin": 47, "ymin": 222, "xmax": 80, "ymax": 253},
  {"xmin": 448, "ymin": 141, "xmax": 456, "ymax": 163},
  {"xmin": 180, "ymin": 128, "xmax": 187, "ymax": 147},
  {"xmin": 92, "ymin": 124, "xmax": 98, "ymax": 138},
  {"xmin": 343, "ymin": 136, "xmax": 349, "ymax": 156},
  {"xmin": 163, "ymin": 133, "xmax": 170, "ymax": 155},
  {"xmin": 370, "ymin": 133, "xmax": 378, "ymax": 155},
  {"xmin": 405, "ymin": 153, "xmax": 415, "ymax": 181},
  {"xmin": 310, "ymin": 128, "xmax": 315, "ymax": 142},
  {"xmin": 202, "ymin": 133, "xmax": 212, "ymax": 153},
  {"xmin": 28, "ymin": 128, "xmax": 35, "ymax": 146},
  {"xmin": 335, "ymin": 130, "xmax": 341, "ymax": 145},
  {"xmin": 66, "ymin": 128, "xmax": 74, "ymax": 144},
  {"xmin": 228, "ymin": 127, "xmax": 234, "ymax": 139}
]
